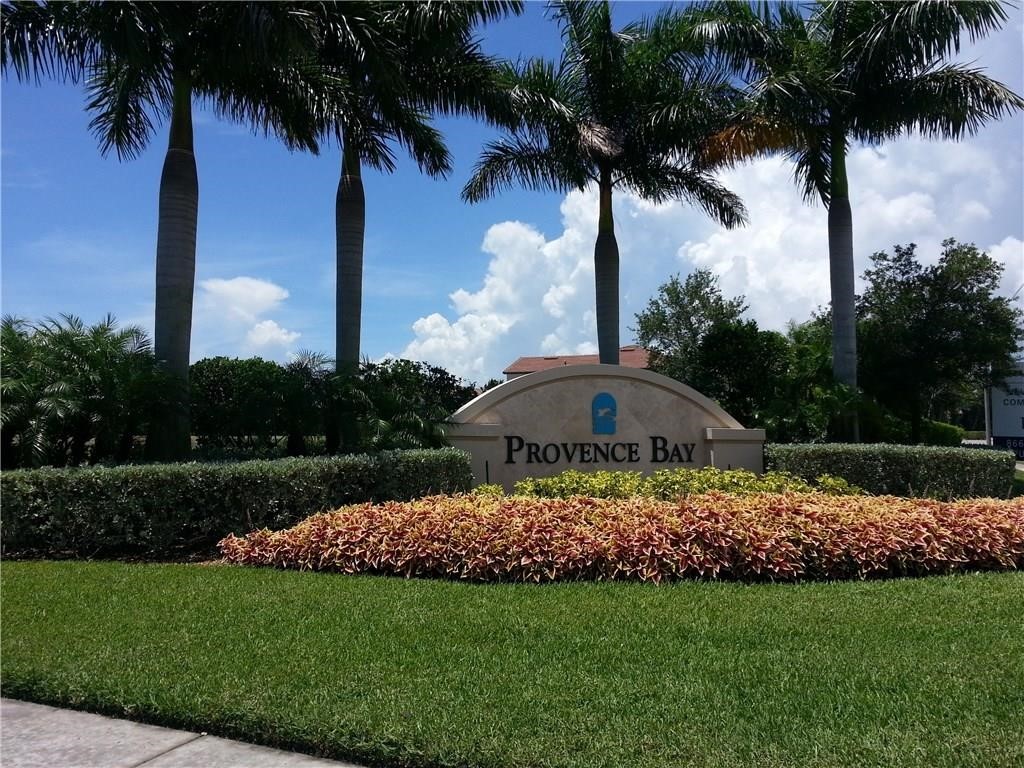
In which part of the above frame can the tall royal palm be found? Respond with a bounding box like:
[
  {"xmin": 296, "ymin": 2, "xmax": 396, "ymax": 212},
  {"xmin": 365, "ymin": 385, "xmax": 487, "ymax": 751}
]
[
  {"xmin": 691, "ymin": 0, "xmax": 1024, "ymax": 428},
  {"xmin": 1, "ymin": 2, "xmax": 322, "ymax": 460},
  {"xmin": 304, "ymin": 2, "xmax": 521, "ymax": 371},
  {"xmin": 462, "ymin": 1, "xmax": 747, "ymax": 365}
]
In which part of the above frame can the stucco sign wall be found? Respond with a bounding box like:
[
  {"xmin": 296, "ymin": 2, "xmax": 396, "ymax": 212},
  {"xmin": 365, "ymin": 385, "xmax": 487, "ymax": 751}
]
[{"xmin": 446, "ymin": 364, "xmax": 765, "ymax": 490}]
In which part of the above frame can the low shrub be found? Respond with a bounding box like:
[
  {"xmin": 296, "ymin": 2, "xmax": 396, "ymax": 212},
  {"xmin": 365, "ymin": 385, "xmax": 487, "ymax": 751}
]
[
  {"xmin": 920, "ymin": 420, "xmax": 966, "ymax": 447},
  {"xmin": 766, "ymin": 443, "xmax": 1015, "ymax": 499},
  {"xmin": 219, "ymin": 493, "xmax": 1024, "ymax": 583},
  {"xmin": 513, "ymin": 467, "xmax": 862, "ymax": 499},
  {"xmin": 471, "ymin": 483, "xmax": 506, "ymax": 498},
  {"xmin": 1, "ymin": 449, "xmax": 471, "ymax": 558}
]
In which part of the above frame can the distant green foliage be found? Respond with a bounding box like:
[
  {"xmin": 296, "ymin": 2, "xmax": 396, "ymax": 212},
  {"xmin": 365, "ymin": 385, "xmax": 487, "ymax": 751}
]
[
  {"xmin": 1, "ymin": 314, "xmax": 168, "ymax": 468},
  {"xmin": 766, "ymin": 444, "xmax": 1016, "ymax": 500},
  {"xmin": 635, "ymin": 277, "xmax": 855, "ymax": 442},
  {"xmin": 858, "ymin": 240, "xmax": 1023, "ymax": 443},
  {"xmin": 1, "ymin": 309, "xmax": 481, "ymax": 469},
  {"xmin": 635, "ymin": 270, "xmax": 747, "ymax": 385},
  {"xmin": 920, "ymin": 421, "xmax": 966, "ymax": 447},
  {"xmin": 636, "ymin": 240, "xmax": 1023, "ymax": 444},
  {"xmin": 355, "ymin": 359, "xmax": 478, "ymax": 451},
  {"xmin": 470, "ymin": 483, "xmax": 505, "ymax": 498},
  {"xmin": 190, "ymin": 357, "xmax": 294, "ymax": 454},
  {"xmin": 513, "ymin": 467, "xmax": 862, "ymax": 499},
  {"xmin": 191, "ymin": 355, "xmax": 480, "ymax": 459},
  {"xmin": 0, "ymin": 449, "xmax": 472, "ymax": 558}
]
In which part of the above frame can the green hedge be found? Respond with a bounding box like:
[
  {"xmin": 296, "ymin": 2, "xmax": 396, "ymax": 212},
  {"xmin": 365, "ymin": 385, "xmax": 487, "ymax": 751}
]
[
  {"xmin": 512, "ymin": 467, "xmax": 862, "ymax": 499},
  {"xmin": 1, "ymin": 449, "xmax": 471, "ymax": 559},
  {"xmin": 765, "ymin": 443, "xmax": 1016, "ymax": 500}
]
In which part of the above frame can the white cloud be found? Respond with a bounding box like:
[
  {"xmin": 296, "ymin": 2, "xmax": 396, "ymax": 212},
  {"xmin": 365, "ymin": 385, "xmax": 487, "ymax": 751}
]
[
  {"xmin": 401, "ymin": 200, "xmax": 602, "ymax": 380},
  {"xmin": 246, "ymin": 319, "xmax": 301, "ymax": 350},
  {"xmin": 198, "ymin": 276, "xmax": 289, "ymax": 323},
  {"xmin": 193, "ymin": 276, "xmax": 301, "ymax": 361},
  {"xmin": 988, "ymin": 236, "xmax": 1024, "ymax": 307}
]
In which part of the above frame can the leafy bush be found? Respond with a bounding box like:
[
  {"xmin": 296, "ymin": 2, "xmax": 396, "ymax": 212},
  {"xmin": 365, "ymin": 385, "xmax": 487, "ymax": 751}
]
[
  {"xmin": 471, "ymin": 483, "xmax": 506, "ymax": 497},
  {"xmin": 513, "ymin": 467, "xmax": 862, "ymax": 499},
  {"xmin": 765, "ymin": 443, "xmax": 1015, "ymax": 499},
  {"xmin": 190, "ymin": 357, "xmax": 293, "ymax": 453},
  {"xmin": 190, "ymin": 355, "xmax": 479, "ymax": 458},
  {"xmin": 920, "ymin": 420, "xmax": 966, "ymax": 447},
  {"xmin": 219, "ymin": 493, "xmax": 1024, "ymax": 583},
  {"xmin": 1, "ymin": 314, "xmax": 168, "ymax": 468},
  {"xmin": 1, "ymin": 449, "xmax": 471, "ymax": 558}
]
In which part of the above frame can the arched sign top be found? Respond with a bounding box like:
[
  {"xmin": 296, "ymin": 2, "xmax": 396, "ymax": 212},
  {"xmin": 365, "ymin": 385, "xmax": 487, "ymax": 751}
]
[{"xmin": 452, "ymin": 364, "xmax": 743, "ymax": 429}]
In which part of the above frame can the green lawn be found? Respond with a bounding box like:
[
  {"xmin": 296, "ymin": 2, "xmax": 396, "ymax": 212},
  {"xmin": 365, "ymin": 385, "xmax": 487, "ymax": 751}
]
[{"xmin": 3, "ymin": 562, "xmax": 1023, "ymax": 768}]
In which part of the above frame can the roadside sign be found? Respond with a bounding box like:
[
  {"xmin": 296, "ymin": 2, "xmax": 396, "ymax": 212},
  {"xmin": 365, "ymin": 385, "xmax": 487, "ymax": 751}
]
[{"xmin": 989, "ymin": 372, "xmax": 1024, "ymax": 459}]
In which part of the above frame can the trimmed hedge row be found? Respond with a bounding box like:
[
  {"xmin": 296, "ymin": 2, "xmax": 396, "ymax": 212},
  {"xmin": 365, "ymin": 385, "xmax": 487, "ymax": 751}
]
[
  {"xmin": 765, "ymin": 443, "xmax": 1016, "ymax": 499},
  {"xmin": 220, "ymin": 493, "xmax": 1024, "ymax": 583},
  {"xmin": 511, "ymin": 467, "xmax": 862, "ymax": 499},
  {"xmin": 1, "ymin": 449, "xmax": 471, "ymax": 558}
]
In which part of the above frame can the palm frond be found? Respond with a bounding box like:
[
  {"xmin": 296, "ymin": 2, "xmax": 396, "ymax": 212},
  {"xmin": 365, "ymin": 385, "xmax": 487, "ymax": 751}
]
[
  {"xmin": 699, "ymin": 116, "xmax": 803, "ymax": 168},
  {"xmin": 553, "ymin": 0, "xmax": 627, "ymax": 119},
  {"xmin": 1, "ymin": 0, "xmax": 101, "ymax": 82},
  {"xmin": 849, "ymin": 0, "xmax": 1009, "ymax": 75},
  {"xmin": 85, "ymin": 57, "xmax": 170, "ymax": 161},
  {"xmin": 624, "ymin": 160, "xmax": 748, "ymax": 228},
  {"xmin": 462, "ymin": 136, "xmax": 589, "ymax": 202},
  {"xmin": 791, "ymin": 132, "xmax": 833, "ymax": 205},
  {"xmin": 852, "ymin": 62, "xmax": 1024, "ymax": 142},
  {"xmin": 371, "ymin": 99, "xmax": 451, "ymax": 179},
  {"xmin": 507, "ymin": 57, "xmax": 577, "ymax": 135}
]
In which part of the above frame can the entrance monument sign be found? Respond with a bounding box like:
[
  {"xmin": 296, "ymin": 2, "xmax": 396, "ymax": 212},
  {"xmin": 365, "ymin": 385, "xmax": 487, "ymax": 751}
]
[{"xmin": 446, "ymin": 364, "xmax": 765, "ymax": 490}]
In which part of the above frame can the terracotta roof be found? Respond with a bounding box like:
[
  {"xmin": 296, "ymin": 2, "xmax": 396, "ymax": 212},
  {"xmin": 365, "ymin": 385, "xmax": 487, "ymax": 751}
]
[{"xmin": 503, "ymin": 345, "xmax": 650, "ymax": 375}]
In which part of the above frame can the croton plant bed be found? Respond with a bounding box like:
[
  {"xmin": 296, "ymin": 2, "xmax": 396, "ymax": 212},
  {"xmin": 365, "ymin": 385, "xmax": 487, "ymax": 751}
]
[{"xmin": 220, "ymin": 493, "xmax": 1024, "ymax": 583}]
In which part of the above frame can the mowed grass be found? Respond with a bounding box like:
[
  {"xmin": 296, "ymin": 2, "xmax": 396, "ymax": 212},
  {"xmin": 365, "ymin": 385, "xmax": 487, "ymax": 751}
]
[{"xmin": 2, "ymin": 562, "xmax": 1023, "ymax": 768}]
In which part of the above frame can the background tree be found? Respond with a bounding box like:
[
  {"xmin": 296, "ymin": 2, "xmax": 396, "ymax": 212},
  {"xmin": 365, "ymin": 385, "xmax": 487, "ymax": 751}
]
[
  {"xmin": 282, "ymin": 350, "xmax": 334, "ymax": 457},
  {"xmin": 692, "ymin": 0, "xmax": 1024, "ymax": 437},
  {"xmin": 858, "ymin": 239, "xmax": 1023, "ymax": 442},
  {"xmin": 463, "ymin": 0, "xmax": 746, "ymax": 365},
  {"xmin": 635, "ymin": 270, "xmax": 788, "ymax": 427},
  {"xmin": 690, "ymin": 320, "xmax": 791, "ymax": 428},
  {"xmin": 189, "ymin": 356, "xmax": 291, "ymax": 458},
  {"xmin": 761, "ymin": 315, "xmax": 861, "ymax": 443},
  {"xmin": 634, "ymin": 269, "xmax": 746, "ymax": 383},
  {"xmin": 1, "ymin": 2, "xmax": 323, "ymax": 460}
]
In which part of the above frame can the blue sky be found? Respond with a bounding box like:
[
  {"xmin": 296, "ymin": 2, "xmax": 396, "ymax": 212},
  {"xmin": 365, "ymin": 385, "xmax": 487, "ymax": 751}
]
[{"xmin": 3, "ymin": 2, "xmax": 1022, "ymax": 384}]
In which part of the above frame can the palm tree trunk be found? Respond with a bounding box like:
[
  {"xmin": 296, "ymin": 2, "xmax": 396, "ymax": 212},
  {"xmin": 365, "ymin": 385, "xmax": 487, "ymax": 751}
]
[
  {"xmin": 595, "ymin": 171, "xmax": 620, "ymax": 365},
  {"xmin": 147, "ymin": 69, "xmax": 198, "ymax": 461},
  {"xmin": 827, "ymin": 128, "xmax": 859, "ymax": 441},
  {"xmin": 336, "ymin": 144, "xmax": 365, "ymax": 370},
  {"xmin": 334, "ymin": 143, "xmax": 365, "ymax": 452}
]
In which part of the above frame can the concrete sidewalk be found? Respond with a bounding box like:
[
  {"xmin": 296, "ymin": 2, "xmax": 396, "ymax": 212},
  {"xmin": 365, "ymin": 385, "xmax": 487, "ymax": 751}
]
[{"xmin": 1, "ymin": 698, "xmax": 364, "ymax": 768}]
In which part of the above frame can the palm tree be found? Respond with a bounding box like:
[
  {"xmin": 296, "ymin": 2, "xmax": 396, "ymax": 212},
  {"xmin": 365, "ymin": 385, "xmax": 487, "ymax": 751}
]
[
  {"xmin": 298, "ymin": 2, "xmax": 522, "ymax": 372},
  {"xmin": 689, "ymin": 0, "xmax": 1024, "ymax": 434},
  {"xmin": 2, "ymin": 2, "xmax": 323, "ymax": 460},
  {"xmin": 462, "ymin": 1, "xmax": 747, "ymax": 365}
]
